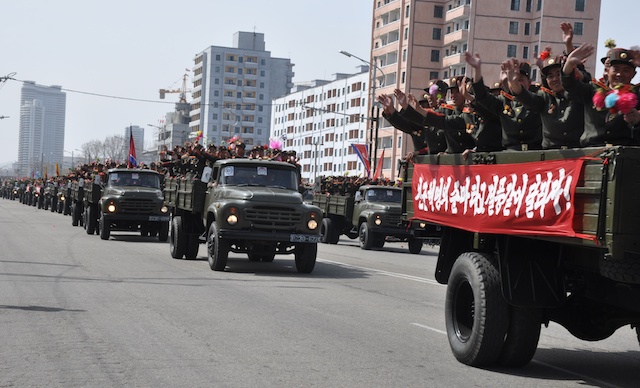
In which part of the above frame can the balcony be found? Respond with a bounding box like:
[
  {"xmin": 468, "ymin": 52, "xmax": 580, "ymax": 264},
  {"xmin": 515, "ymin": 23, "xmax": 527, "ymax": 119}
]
[
  {"xmin": 443, "ymin": 28, "xmax": 468, "ymax": 46},
  {"xmin": 443, "ymin": 53, "xmax": 464, "ymax": 68},
  {"xmin": 445, "ymin": 4, "xmax": 470, "ymax": 22}
]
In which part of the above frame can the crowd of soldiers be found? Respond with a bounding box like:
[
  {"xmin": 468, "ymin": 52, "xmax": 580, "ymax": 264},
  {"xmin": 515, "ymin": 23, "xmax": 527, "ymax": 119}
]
[
  {"xmin": 315, "ymin": 175, "xmax": 400, "ymax": 196},
  {"xmin": 380, "ymin": 24, "xmax": 640, "ymax": 159}
]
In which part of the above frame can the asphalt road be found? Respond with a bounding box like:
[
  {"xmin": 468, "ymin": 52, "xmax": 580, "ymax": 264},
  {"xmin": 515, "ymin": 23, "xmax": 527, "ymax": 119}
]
[{"xmin": 1, "ymin": 198, "xmax": 639, "ymax": 387}]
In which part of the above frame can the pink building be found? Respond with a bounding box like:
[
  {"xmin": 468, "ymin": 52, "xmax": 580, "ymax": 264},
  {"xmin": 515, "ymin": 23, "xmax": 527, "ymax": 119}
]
[{"xmin": 369, "ymin": 0, "xmax": 601, "ymax": 180}]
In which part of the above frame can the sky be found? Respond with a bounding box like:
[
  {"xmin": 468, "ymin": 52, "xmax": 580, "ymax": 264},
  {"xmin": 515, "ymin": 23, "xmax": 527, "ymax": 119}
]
[{"xmin": 0, "ymin": 0, "xmax": 635, "ymax": 166}]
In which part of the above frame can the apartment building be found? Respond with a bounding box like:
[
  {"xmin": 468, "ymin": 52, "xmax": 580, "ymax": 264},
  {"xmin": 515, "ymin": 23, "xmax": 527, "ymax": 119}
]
[
  {"xmin": 370, "ymin": 0, "xmax": 601, "ymax": 179},
  {"xmin": 270, "ymin": 67, "xmax": 372, "ymax": 184}
]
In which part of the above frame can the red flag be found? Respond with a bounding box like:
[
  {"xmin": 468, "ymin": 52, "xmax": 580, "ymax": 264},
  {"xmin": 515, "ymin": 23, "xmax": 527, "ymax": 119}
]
[
  {"xmin": 128, "ymin": 128, "xmax": 137, "ymax": 168},
  {"xmin": 351, "ymin": 143, "xmax": 371, "ymax": 177},
  {"xmin": 373, "ymin": 149, "xmax": 385, "ymax": 180}
]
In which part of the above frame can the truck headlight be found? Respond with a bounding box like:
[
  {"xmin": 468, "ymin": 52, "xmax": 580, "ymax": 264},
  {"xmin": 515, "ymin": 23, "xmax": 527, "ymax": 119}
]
[
  {"xmin": 227, "ymin": 214, "xmax": 238, "ymax": 225},
  {"xmin": 161, "ymin": 205, "xmax": 168, "ymax": 213},
  {"xmin": 107, "ymin": 203, "xmax": 117, "ymax": 213},
  {"xmin": 60, "ymin": 195, "xmax": 65, "ymax": 201},
  {"xmin": 374, "ymin": 215, "xmax": 382, "ymax": 226},
  {"xmin": 308, "ymin": 219, "xmax": 318, "ymax": 230},
  {"xmin": 419, "ymin": 222, "xmax": 427, "ymax": 229}
]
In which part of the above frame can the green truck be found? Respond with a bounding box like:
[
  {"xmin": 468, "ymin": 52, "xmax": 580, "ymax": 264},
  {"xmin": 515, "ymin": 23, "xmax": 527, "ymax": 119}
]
[
  {"xmin": 164, "ymin": 158, "xmax": 322, "ymax": 273},
  {"xmin": 312, "ymin": 185, "xmax": 436, "ymax": 253},
  {"xmin": 403, "ymin": 146, "xmax": 640, "ymax": 367},
  {"xmin": 98, "ymin": 168, "xmax": 170, "ymax": 241}
]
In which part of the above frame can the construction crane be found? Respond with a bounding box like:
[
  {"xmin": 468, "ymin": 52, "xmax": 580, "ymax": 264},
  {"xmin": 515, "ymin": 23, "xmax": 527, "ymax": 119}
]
[{"xmin": 159, "ymin": 71, "xmax": 190, "ymax": 103}]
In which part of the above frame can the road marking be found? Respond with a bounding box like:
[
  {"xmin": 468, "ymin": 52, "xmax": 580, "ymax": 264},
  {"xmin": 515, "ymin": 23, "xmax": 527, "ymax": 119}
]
[
  {"xmin": 411, "ymin": 322, "xmax": 447, "ymax": 335},
  {"xmin": 318, "ymin": 258, "xmax": 443, "ymax": 286}
]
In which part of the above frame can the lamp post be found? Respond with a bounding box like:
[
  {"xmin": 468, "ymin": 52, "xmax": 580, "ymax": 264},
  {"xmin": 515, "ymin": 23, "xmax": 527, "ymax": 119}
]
[
  {"xmin": 148, "ymin": 123, "xmax": 167, "ymax": 150},
  {"xmin": 313, "ymin": 136, "xmax": 324, "ymax": 184},
  {"xmin": 340, "ymin": 50, "xmax": 384, "ymax": 176}
]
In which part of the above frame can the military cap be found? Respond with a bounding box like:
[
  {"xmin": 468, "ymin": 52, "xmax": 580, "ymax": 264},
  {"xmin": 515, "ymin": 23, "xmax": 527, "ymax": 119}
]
[
  {"xmin": 518, "ymin": 62, "xmax": 532, "ymax": 78},
  {"xmin": 540, "ymin": 56, "xmax": 562, "ymax": 76},
  {"xmin": 607, "ymin": 48, "xmax": 636, "ymax": 67},
  {"xmin": 488, "ymin": 80, "xmax": 503, "ymax": 91},
  {"xmin": 420, "ymin": 79, "xmax": 448, "ymax": 103},
  {"xmin": 448, "ymin": 76, "xmax": 470, "ymax": 89}
]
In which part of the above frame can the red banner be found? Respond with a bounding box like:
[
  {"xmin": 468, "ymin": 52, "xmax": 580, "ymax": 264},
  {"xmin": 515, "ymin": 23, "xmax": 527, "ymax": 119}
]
[{"xmin": 411, "ymin": 158, "xmax": 586, "ymax": 237}]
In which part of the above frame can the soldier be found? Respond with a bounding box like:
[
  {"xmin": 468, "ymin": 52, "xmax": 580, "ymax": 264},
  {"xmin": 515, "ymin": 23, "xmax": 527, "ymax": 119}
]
[
  {"xmin": 562, "ymin": 43, "xmax": 640, "ymax": 146},
  {"xmin": 505, "ymin": 55, "xmax": 584, "ymax": 149},
  {"xmin": 466, "ymin": 52, "xmax": 543, "ymax": 151}
]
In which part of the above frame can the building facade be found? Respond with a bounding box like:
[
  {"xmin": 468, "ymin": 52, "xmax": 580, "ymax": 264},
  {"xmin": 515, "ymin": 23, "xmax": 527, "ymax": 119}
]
[
  {"xmin": 190, "ymin": 31, "xmax": 294, "ymax": 149},
  {"xmin": 369, "ymin": 0, "xmax": 601, "ymax": 179},
  {"xmin": 271, "ymin": 67, "xmax": 372, "ymax": 184},
  {"xmin": 124, "ymin": 125, "xmax": 145, "ymax": 154},
  {"xmin": 17, "ymin": 81, "xmax": 66, "ymax": 178}
]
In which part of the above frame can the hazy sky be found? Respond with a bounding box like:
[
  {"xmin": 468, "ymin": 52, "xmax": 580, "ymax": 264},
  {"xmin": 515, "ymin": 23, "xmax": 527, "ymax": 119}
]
[{"xmin": 0, "ymin": 0, "xmax": 634, "ymax": 166}]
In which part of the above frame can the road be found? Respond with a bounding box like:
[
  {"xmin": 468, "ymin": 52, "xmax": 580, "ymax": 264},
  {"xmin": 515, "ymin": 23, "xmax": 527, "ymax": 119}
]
[{"xmin": 1, "ymin": 198, "xmax": 639, "ymax": 387}]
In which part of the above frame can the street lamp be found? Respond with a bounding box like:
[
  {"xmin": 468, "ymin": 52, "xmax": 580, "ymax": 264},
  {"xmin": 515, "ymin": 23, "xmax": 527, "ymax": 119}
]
[
  {"xmin": 148, "ymin": 123, "xmax": 167, "ymax": 149},
  {"xmin": 340, "ymin": 50, "xmax": 384, "ymax": 176}
]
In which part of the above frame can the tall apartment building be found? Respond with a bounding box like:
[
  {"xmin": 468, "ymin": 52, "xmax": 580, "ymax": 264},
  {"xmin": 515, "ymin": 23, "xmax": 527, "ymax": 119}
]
[
  {"xmin": 370, "ymin": 0, "xmax": 601, "ymax": 179},
  {"xmin": 124, "ymin": 125, "xmax": 145, "ymax": 153},
  {"xmin": 190, "ymin": 31, "xmax": 294, "ymax": 148},
  {"xmin": 271, "ymin": 67, "xmax": 371, "ymax": 184},
  {"xmin": 17, "ymin": 81, "xmax": 66, "ymax": 178}
]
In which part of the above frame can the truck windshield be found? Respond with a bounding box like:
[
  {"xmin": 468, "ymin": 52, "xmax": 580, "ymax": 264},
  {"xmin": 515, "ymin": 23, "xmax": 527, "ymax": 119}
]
[
  {"xmin": 109, "ymin": 172, "xmax": 161, "ymax": 189},
  {"xmin": 365, "ymin": 188, "xmax": 402, "ymax": 203},
  {"xmin": 221, "ymin": 165, "xmax": 298, "ymax": 190}
]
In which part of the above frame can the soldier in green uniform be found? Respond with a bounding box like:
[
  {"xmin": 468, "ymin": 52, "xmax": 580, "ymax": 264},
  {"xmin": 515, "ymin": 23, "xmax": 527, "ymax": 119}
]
[
  {"xmin": 466, "ymin": 52, "xmax": 543, "ymax": 151},
  {"xmin": 505, "ymin": 56, "xmax": 584, "ymax": 149}
]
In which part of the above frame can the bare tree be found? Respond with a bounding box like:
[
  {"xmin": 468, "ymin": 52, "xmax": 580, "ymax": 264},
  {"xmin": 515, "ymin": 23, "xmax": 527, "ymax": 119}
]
[
  {"xmin": 80, "ymin": 140, "xmax": 104, "ymax": 163},
  {"xmin": 103, "ymin": 135, "xmax": 126, "ymax": 162}
]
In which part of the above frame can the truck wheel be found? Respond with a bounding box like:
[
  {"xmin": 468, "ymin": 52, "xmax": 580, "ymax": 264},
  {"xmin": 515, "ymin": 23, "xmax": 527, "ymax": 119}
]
[
  {"xmin": 71, "ymin": 204, "xmax": 79, "ymax": 226},
  {"xmin": 320, "ymin": 218, "xmax": 332, "ymax": 244},
  {"xmin": 498, "ymin": 306, "xmax": 541, "ymax": 367},
  {"xmin": 207, "ymin": 223, "xmax": 229, "ymax": 271},
  {"xmin": 295, "ymin": 243, "xmax": 317, "ymax": 274},
  {"xmin": 600, "ymin": 256, "xmax": 640, "ymax": 284},
  {"xmin": 185, "ymin": 234, "xmax": 199, "ymax": 259},
  {"xmin": 373, "ymin": 237, "xmax": 385, "ymax": 249},
  {"xmin": 86, "ymin": 207, "xmax": 96, "ymax": 234},
  {"xmin": 408, "ymin": 237, "xmax": 423, "ymax": 254},
  {"xmin": 445, "ymin": 252, "xmax": 508, "ymax": 367},
  {"xmin": 157, "ymin": 222, "xmax": 169, "ymax": 242},
  {"xmin": 169, "ymin": 217, "xmax": 186, "ymax": 259},
  {"xmin": 99, "ymin": 215, "xmax": 110, "ymax": 240},
  {"xmin": 359, "ymin": 223, "xmax": 375, "ymax": 250}
]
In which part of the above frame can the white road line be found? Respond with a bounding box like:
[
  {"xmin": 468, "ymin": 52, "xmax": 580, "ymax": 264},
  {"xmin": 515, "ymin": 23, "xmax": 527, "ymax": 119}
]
[
  {"xmin": 411, "ymin": 322, "xmax": 447, "ymax": 335},
  {"xmin": 318, "ymin": 258, "xmax": 444, "ymax": 286}
]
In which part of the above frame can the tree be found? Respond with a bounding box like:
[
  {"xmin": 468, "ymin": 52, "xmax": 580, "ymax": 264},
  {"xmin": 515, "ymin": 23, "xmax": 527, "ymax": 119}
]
[{"xmin": 103, "ymin": 135, "xmax": 126, "ymax": 162}]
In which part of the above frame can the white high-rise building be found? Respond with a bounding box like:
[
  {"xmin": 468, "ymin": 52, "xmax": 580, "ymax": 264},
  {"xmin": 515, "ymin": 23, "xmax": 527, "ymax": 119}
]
[
  {"xmin": 17, "ymin": 81, "xmax": 66, "ymax": 178},
  {"xmin": 271, "ymin": 66, "xmax": 373, "ymax": 184},
  {"xmin": 190, "ymin": 31, "xmax": 294, "ymax": 148},
  {"xmin": 124, "ymin": 125, "xmax": 144, "ymax": 153}
]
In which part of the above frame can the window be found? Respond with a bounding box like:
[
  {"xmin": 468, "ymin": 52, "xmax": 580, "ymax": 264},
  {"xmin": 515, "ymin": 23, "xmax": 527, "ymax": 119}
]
[
  {"xmin": 403, "ymin": 48, "xmax": 407, "ymax": 62},
  {"xmin": 574, "ymin": 22, "xmax": 583, "ymax": 35},
  {"xmin": 509, "ymin": 21, "xmax": 519, "ymax": 34},
  {"xmin": 429, "ymin": 71, "xmax": 439, "ymax": 80},
  {"xmin": 404, "ymin": 27, "xmax": 409, "ymax": 39},
  {"xmin": 434, "ymin": 5, "xmax": 443, "ymax": 18},
  {"xmin": 430, "ymin": 50, "xmax": 440, "ymax": 62},
  {"xmin": 524, "ymin": 22, "xmax": 530, "ymax": 35},
  {"xmin": 406, "ymin": 4, "xmax": 410, "ymax": 17},
  {"xmin": 537, "ymin": 0, "xmax": 542, "ymax": 11},
  {"xmin": 215, "ymin": 54, "xmax": 221, "ymax": 61},
  {"xmin": 575, "ymin": 0, "xmax": 585, "ymax": 11},
  {"xmin": 511, "ymin": 0, "xmax": 520, "ymax": 11},
  {"xmin": 526, "ymin": 0, "xmax": 532, "ymax": 11},
  {"xmin": 523, "ymin": 46, "xmax": 529, "ymax": 59},
  {"xmin": 507, "ymin": 44, "xmax": 517, "ymax": 58},
  {"xmin": 535, "ymin": 21, "xmax": 540, "ymax": 35},
  {"xmin": 433, "ymin": 28, "xmax": 442, "ymax": 40}
]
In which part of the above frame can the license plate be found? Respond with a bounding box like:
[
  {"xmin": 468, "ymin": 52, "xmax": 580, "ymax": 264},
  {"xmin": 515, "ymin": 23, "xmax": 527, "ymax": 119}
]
[
  {"xmin": 290, "ymin": 234, "xmax": 320, "ymax": 243},
  {"xmin": 149, "ymin": 216, "xmax": 170, "ymax": 221}
]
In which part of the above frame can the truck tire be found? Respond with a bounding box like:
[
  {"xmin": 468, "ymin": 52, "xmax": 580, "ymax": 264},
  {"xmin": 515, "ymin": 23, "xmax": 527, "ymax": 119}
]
[
  {"xmin": 359, "ymin": 223, "xmax": 375, "ymax": 250},
  {"xmin": 185, "ymin": 234, "xmax": 199, "ymax": 259},
  {"xmin": 408, "ymin": 237, "xmax": 423, "ymax": 254},
  {"xmin": 158, "ymin": 222, "xmax": 169, "ymax": 242},
  {"xmin": 86, "ymin": 206, "xmax": 96, "ymax": 234},
  {"xmin": 295, "ymin": 243, "xmax": 317, "ymax": 273},
  {"xmin": 169, "ymin": 217, "xmax": 186, "ymax": 259},
  {"xmin": 498, "ymin": 306, "xmax": 541, "ymax": 367},
  {"xmin": 600, "ymin": 256, "xmax": 640, "ymax": 284},
  {"xmin": 320, "ymin": 218, "xmax": 332, "ymax": 244},
  {"xmin": 71, "ymin": 204, "xmax": 79, "ymax": 226},
  {"xmin": 445, "ymin": 252, "xmax": 508, "ymax": 367},
  {"xmin": 207, "ymin": 223, "xmax": 229, "ymax": 271},
  {"xmin": 99, "ymin": 215, "xmax": 110, "ymax": 240}
]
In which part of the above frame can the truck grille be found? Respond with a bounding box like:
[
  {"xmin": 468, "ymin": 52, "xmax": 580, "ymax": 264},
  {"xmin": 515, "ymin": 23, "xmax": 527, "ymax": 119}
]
[
  {"xmin": 245, "ymin": 207, "xmax": 302, "ymax": 230},
  {"xmin": 384, "ymin": 212, "xmax": 402, "ymax": 226},
  {"xmin": 120, "ymin": 198, "xmax": 156, "ymax": 214}
]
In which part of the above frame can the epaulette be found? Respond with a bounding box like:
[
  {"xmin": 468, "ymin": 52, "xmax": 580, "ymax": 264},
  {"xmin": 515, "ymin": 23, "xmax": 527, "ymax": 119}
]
[
  {"xmin": 462, "ymin": 107, "xmax": 474, "ymax": 114},
  {"xmin": 427, "ymin": 108, "xmax": 445, "ymax": 117},
  {"xmin": 592, "ymin": 78, "xmax": 609, "ymax": 91},
  {"xmin": 440, "ymin": 103, "xmax": 456, "ymax": 111},
  {"xmin": 540, "ymin": 87, "xmax": 555, "ymax": 97},
  {"xmin": 500, "ymin": 91, "xmax": 515, "ymax": 101}
]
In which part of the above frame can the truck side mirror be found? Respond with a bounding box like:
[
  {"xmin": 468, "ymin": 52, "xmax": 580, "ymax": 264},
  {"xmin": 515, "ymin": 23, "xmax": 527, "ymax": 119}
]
[{"xmin": 354, "ymin": 191, "xmax": 362, "ymax": 202}]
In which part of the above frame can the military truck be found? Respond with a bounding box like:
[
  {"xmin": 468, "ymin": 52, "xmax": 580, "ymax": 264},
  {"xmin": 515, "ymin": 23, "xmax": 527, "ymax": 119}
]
[
  {"xmin": 97, "ymin": 168, "xmax": 169, "ymax": 241},
  {"xmin": 82, "ymin": 177, "xmax": 103, "ymax": 235},
  {"xmin": 402, "ymin": 146, "xmax": 640, "ymax": 367},
  {"xmin": 70, "ymin": 180, "xmax": 84, "ymax": 226},
  {"xmin": 163, "ymin": 158, "xmax": 322, "ymax": 273},
  {"xmin": 312, "ymin": 185, "xmax": 431, "ymax": 254}
]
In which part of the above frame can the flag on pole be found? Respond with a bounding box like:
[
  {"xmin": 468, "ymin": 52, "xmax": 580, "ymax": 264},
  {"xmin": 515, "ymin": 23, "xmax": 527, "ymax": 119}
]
[
  {"xmin": 351, "ymin": 143, "xmax": 371, "ymax": 177},
  {"xmin": 55, "ymin": 163, "xmax": 60, "ymax": 177},
  {"xmin": 128, "ymin": 127, "xmax": 137, "ymax": 168},
  {"xmin": 373, "ymin": 148, "xmax": 385, "ymax": 180}
]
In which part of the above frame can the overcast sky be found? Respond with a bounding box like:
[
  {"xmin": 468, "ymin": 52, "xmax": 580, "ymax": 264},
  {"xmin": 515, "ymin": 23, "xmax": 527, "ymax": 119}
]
[{"xmin": 0, "ymin": 0, "xmax": 634, "ymax": 166}]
